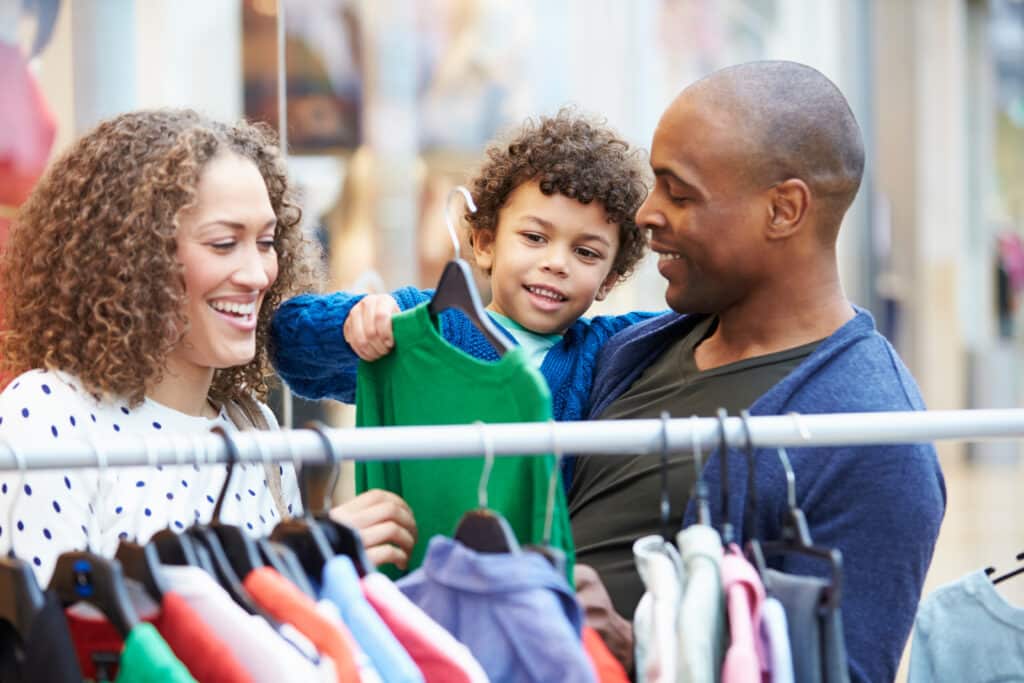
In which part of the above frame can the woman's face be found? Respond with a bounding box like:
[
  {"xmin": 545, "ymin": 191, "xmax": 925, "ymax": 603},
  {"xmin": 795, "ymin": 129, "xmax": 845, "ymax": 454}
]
[{"xmin": 168, "ymin": 151, "xmax": 279, "ymax": 375}]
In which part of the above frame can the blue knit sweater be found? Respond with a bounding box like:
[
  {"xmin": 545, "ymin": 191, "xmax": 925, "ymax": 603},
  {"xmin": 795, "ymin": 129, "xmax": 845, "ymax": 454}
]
[
  {"xmin": 270, "ymin": 287, "xmax": 660, "ymax": 423},
  {"xmin": 582, "ymin": 307, "xmax": 947, "ymax": 683}
]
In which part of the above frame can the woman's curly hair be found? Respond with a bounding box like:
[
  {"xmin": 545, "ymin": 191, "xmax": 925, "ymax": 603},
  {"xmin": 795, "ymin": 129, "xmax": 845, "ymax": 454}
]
[
  {"xmin": 0, "ymin": 109, "xmax": 319, "ymax": 407},
  {"xmin": 467, "ymin": 108, "xmax": 650, "ymax": 283}
]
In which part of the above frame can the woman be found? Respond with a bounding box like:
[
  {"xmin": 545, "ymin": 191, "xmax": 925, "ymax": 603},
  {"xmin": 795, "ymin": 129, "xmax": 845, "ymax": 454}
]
[{"xmin": 0, "ymin": 109, "xmax": 415, "ymax": 581}]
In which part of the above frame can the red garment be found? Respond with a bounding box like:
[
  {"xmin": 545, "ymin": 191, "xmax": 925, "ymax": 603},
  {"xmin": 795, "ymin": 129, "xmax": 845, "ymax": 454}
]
[
  {"xmin": 243, "ymin": 567, "xmax": 360, "ymax": 683},
  {"xmin": 64, "ymin": 590, "xmax": 252, "ymax": 682},
  {"xmin": 582, "ymin": 627, "xmax": 629, "ymax": 683}
]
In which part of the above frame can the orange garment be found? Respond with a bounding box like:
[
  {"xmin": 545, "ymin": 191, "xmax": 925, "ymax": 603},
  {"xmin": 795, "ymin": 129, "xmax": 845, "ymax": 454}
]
[
  {"xmin": 582, "ymin": 626, "xmax": 629, "ymax": 683},
  {"xmin": 244, "ymin": 567, "xmax": 360, "ymax": 683}
]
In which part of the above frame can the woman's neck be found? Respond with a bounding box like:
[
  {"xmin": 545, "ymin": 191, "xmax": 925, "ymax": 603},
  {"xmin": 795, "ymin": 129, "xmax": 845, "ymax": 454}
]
[{"xmin": 148, "ymin": 357, "xmax": 217, "ymax": 418}]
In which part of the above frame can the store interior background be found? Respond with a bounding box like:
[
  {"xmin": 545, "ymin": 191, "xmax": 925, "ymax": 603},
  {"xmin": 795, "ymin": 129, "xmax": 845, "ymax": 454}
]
[{"xmin": 7, "ymin": 0, "xmax": 1024, "ymax": 676}]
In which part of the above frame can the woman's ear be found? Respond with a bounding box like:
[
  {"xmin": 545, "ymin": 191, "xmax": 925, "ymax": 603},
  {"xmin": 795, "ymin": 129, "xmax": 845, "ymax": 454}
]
[{"xmin": 766, "ymin": 178, "xmax": 810, "ymax": 240}]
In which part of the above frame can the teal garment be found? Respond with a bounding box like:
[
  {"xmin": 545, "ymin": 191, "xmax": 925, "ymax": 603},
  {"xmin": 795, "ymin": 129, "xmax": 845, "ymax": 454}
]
[
  {"xmin": 116, "ymin": 623, "xmax": 195, "ymax": 683},
  {"xmin": 355, "ymin": 303, "xmax": 574, "ymax": 583},
  {"xmin": 487, "ymin": 310, "xmax": 563, "ymax": 368}
]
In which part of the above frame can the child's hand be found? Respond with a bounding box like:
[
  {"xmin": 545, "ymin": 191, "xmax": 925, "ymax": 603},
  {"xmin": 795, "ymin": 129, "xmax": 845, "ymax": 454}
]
[{"xmin": 344, "ymin": 294, "xmax": 401, "ymax": 361}]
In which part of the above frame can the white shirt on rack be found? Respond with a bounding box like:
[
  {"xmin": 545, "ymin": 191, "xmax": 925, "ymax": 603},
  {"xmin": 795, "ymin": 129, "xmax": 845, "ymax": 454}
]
[{"xmin": 0, "ymin": 368, "xmax": 300, "ymax": 583}]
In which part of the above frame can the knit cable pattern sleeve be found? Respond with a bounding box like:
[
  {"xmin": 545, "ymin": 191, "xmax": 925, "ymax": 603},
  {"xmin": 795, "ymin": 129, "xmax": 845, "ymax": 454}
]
[{"xmin": 270, "ymin": 287, "xmax": 430, "ymax": 402}]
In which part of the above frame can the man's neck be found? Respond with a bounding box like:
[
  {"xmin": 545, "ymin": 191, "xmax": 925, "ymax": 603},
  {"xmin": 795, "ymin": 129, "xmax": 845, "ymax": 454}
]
[
  {"xmin": 694, "ymin": 268, "xmax": 853, "ymax": 372},
  {"xmin": 147, "ymin": 357, "xmax": 217, "ymax": 418}
]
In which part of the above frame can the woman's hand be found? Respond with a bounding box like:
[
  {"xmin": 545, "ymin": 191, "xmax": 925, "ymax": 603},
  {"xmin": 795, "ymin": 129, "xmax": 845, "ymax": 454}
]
[
  {"xmin": 329, "ymin": 489, "xmax": 418, "ymax": 570},
  {"xmin": 343, "ymin": 294, "xmax": 401, "ymax": 361}
]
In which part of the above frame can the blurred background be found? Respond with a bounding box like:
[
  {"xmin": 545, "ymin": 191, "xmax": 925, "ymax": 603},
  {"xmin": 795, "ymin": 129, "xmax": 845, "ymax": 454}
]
[{"xmin": 2, "ymin": 0, "xmax": 1023, "ymax": 675}]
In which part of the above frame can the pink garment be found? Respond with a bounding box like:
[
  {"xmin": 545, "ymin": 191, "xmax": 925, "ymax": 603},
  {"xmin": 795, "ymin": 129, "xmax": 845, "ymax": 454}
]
[
  {"xmin": 361, "ymin": 572, "xmax": 487, "ymax": 683},
  {"xmin": 720, "ymin": 544, "xmax": 767, "ymax": 683}
]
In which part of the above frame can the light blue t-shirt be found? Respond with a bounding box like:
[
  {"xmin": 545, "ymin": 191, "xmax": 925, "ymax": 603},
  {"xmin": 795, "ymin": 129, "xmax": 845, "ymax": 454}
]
[
  {"xmin": 488, "ymin": 311, "xmax": 563, "ymax": 368},
  {"xmin": 908, "ymin": 569, "xmax": 1024, "ymax": 682}
]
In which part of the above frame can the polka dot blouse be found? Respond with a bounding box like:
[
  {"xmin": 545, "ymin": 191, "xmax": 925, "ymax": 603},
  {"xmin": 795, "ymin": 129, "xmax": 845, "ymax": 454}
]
[{"xmin": 0, "ymin": 369, "xmax": 301, "ymax": 583}]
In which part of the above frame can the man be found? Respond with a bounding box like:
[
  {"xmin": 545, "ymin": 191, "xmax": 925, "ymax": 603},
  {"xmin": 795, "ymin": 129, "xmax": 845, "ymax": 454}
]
[{"xmin": 568, "ymin": 61, "xmax": 946, "ymax": 682}]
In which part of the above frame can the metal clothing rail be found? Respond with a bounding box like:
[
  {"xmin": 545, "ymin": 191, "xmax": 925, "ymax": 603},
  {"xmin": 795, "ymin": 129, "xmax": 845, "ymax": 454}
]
[{"xmin": 1, "ymin": 409, "xmax": 1023, "ymax": 472}]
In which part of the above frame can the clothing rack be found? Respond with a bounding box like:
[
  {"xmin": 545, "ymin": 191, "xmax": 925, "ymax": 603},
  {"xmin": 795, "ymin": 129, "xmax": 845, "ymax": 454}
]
[{"xmin": 1, "ymin": 409, "xmax": 1023, "ymax": 471}]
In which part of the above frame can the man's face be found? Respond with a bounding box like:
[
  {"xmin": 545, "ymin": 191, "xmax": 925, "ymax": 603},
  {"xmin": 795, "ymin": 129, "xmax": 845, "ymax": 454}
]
[{"xmin": 636, "ymin": 92, "xmax": 772, "ymax": 314}]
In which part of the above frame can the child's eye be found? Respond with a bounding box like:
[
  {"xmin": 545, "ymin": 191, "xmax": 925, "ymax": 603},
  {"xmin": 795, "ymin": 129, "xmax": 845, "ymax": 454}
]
[
  {"xmin": 575, "ymin": 247, "xmax": 602, "ymax": 260},
  {"xmin": 522, "ymin": 232, "xmax": 546, "ymax": 244}
]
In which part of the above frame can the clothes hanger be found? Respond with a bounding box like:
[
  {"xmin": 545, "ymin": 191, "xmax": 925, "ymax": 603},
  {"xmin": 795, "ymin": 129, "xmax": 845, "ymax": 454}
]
[
  {"xmin": 427, "ymin": 186, "xmax": 513, "ymax": 356},
  {"xmin": 453, "ymin": 421, "xmax": 520, "ymax": 553},
  {"xmin": 523, "ymin": 420, "xmax": 566, "ymax": 572},
  {"xmin": 0, "ymin": 440, "xmax": 46, "ymax": 641},
  {"xmin": 203, "ymin": 426, "xmax": 266, "ymax": 579},
  {"xmin": 149, "ymin": 435, "xmax": 205, "ymax": 570},
  {"xmin": 746, "ymin": 412, "xmax": 843, "ymax": 610},
  {"xmin": 985, "ymin": 551, "xmax": 1024, "ymax": 584},
  {"xmin": 270, "ymin": 423, "xmax": 337, "ymax": 582},
  {"xmin": 302, "ymin": 421, "xmax": 376, "ymax": 577},
  {"xmin": 184, "ymin": 428, "xmax": 266, "ymax": 616},
  {"xmin": 115, "ymin": 435, "xmax": 168, "ymax": 601},
  {"xmin": 739, "ymin": 409, "xmax": 761, "ymax": 543},
  {"xmin": 659, "ymin": 411, "xmax": 672, "ymax": 541},
  {"xmin": 688, "ymin": 414, "xmax": 712, "ymax": 526},
  {"xmin": 715, "ymin": 408, "xmax": 734, "ymax": 546},
  {"xmin": 47, "ymin": 435, "xmax": 139, "ymax": 639}
]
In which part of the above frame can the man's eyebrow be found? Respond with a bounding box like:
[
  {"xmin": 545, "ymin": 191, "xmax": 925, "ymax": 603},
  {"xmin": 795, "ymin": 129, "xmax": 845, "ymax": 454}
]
[{"xmin": 653, "ymin": 168, "xmax": 703, "ymax": 194}]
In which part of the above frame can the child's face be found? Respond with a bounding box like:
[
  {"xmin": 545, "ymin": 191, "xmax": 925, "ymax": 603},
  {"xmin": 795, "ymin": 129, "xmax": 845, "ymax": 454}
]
[{"xmin": 473, "ymin": 180, "xmax": 620, "ymax": 335}]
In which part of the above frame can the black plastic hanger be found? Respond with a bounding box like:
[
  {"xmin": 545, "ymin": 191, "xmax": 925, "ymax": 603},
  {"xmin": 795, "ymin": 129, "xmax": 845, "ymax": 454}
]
[
  {"xmin": 427, "ymin": 186, "xmax": 513, "ymax": 356},
  {"xmin": 116, "ymin": 440, "xmax": 168, "ymax": 601},
  {"xmin": 258, "ymin": 539, "xmax": 316, "ymax": 597},
  {"xmin": 0, "ymin": 446, "xmax": 45, "ymax": 641},
  {"xmin": 523, "ymin": 420, "xmax": 566, "ymax": 573},
  {"xmin": 688, "ymin": 414, "xmax": 712, "ymax": 526},
  {"xmin": 739, "ymin": 410, "xmax": 761, "ymax": 542},
  {"xmin": 715, "ymin": 408, "xmax": 734, "ymax": 545},
  {"xmin": 985, "ymin": 551, "xmax": 1024, "ymax": 584},
  {"xmin": 149, "ymin": 436, "xmax": 208, "ymax": 572},
  {"xmin": 453, "ymin": 422, "xmax": 520, "ymax": 553},
  {"xmin": 206, "ymin": 427, "xmax": 265, "ymax": 579},
  {"xmin": 745, "ymin": 435, "xmax": 843, "ymax": 610}
]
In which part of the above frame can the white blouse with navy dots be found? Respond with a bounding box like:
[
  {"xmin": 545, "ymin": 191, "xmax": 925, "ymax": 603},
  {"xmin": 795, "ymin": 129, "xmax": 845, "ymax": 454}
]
[{"xmin": 0, "ymin": 369, "xmax": 301, "ymax": 583}]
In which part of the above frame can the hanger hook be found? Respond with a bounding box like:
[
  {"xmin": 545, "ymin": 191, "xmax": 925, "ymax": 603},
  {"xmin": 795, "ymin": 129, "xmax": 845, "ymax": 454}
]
[
  {"xmin": 210, "ymin": 427, "xmax": 239, "ymax": 523},
  {"xmin": 739, "ymin": 409, "xmax": 760, "ymax": 542},
  {"xmin": 445, "ymin": 186, "xmax": 477, "ymax": 260},
  {"xmin": 305, "ymin": 421, "xmax": 341, "ymax": 515},
  {"xmin": 475, "ymin": 421, "xmax": 495, "ymax": 510},
  {"xmin": 789, "ymin": 411, "xmax": 812, "ymax": 441},
  {"xmin": 4, "ymin": 439, "xmax": 27, "ymax": 558},
  {"xmin": 251, "ymin": 428, "xmax": 275, "ymax": 521},
  {"xmin": 688, "ymin": 415, "xmax": 711, "ymax": 526},
  {"xmin": 659, "ymin": 411, "xmax": 671, "ymax": 541},
  {"xmin": 715, "ymin": 408, "xmax": 733, "ymax": 545},
  {"xmin": 542, "ymin": 420, "xmax": 563, "ymax": 546}
]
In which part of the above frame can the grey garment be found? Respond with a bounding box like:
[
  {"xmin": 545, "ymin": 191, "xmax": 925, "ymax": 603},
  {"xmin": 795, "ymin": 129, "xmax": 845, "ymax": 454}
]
[
  {"xmin": 908, "ymin": 570, "xmax": 1024, "ymax": 683},
  {"xmin": 569, "ymin": 316, "xmax": 819, "ymax": 618},
  {"xmin": 763, "ymin": 568, "xmax": 850, "ymax": 683}
]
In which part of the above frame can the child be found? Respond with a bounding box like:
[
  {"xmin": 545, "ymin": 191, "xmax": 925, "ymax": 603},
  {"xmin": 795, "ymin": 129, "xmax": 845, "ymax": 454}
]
[
  {"xmin": 271, "ymin": 109, "xmax": 656, "ymax": 424},
  {"xmin": 270, "ymin": 110, "xmax": 659, "ymax": 575}
]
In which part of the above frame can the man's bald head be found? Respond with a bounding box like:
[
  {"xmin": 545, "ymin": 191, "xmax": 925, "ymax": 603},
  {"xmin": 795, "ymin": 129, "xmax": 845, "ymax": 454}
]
[{"xmin": 682, "ymin": 60, "xmax": 865, "ymax": 237}]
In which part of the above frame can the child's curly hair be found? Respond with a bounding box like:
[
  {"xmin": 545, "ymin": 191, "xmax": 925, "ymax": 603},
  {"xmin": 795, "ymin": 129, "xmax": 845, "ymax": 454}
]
[
  {"xmin": 0, "ymin": 109, "xmax": 319, "ymax": 407},
  {"xmin": 467, "ymin": 108, "xmax": 650, "ymax": 283}
]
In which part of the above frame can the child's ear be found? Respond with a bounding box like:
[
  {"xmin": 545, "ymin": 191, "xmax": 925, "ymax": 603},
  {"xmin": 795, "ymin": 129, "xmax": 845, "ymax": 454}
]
[
  {"xmin": 472, "ymin": 229, "xmax": 496, "ymax": 272},
  {"xmin": 594, "ymin": 271, "xmax": 619, "ymax": 301}
]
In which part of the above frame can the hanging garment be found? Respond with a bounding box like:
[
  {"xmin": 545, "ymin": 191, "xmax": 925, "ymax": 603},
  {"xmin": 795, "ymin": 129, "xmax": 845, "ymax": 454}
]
[
  {"xmin": 763, "ymin": 569, "xmax": 849, "ymax": 683},
  {"xmin": 354, "ymin": 303, "xmax": 573, "ymax": 580},
  {"xmin": 760, "ymin": 597, "xmax": 794, "ymax": 683},
  {"xmin": 675, "ymin": 524, "xmax": 725, "ymax": 683},
  {"xmin": 721, "ymin": 544, "xmax": 766, "ymax": 682},
  {"xmin": 0, "ymin": 589, "xmax": 83, "ymax": 682},
  {"xmin": 163, "ymin": 565, "xmax": 333, "ymax": 683},
  {"xmin": 321, "ymin": 555, "xmax": 424, "ymax": 683},
  {"xmin": 314, "ymin": 600, "xmax": 384, "ymax": 683},
  {"xmin": 244, "ymin": 566, "xmax": 364, "ymax": 683},
  {"xmin": 114, "ymin": 622, "xmax": 195, "ymax": 683},
  {"xmin": 398, "ymin": 535, "xmax": 594, "ymax": 683},
  {"xmin": 361, "ymin": 571, "xmax": 487, "ymax": 683},
  {"xmin": 582, "ymin": 627, "xmax": 629, "ymax": 683},
  {"xmin": 908, "ymin": 569, "xmax": 1024, "ymax": 682},
  {"xmin": 631, "ymin": 535, "xmax": 682, "ymax": 683}
]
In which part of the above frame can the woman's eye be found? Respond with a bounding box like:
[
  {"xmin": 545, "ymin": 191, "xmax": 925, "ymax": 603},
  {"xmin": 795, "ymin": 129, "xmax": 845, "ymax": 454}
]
[
  {"xmin": 257, "ymin": 239, "xmax": 276, "ymax": 251},
  {"xmin": 210, "ymin": 242, "xmax": 235, "ymax": 251}
]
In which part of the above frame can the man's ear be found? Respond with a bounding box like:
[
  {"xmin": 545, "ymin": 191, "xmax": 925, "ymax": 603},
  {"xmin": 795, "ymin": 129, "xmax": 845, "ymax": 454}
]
[
  {"xmin": 594, "ymin": 270, "xmax": 619, "ymax": 302},
  {"xmin": 766, "ymin": 178, "xmax": 810, "ymax": 240},
  {"xmin": 471, "ymin": 229, "xmax": 496, "ymax": 273}
]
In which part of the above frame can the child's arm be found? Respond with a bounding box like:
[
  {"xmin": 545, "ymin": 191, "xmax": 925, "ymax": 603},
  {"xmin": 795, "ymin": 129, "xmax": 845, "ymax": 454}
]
[{"xmin": 270, "ymin": 287, "xmax": 430, "ymax": 402}]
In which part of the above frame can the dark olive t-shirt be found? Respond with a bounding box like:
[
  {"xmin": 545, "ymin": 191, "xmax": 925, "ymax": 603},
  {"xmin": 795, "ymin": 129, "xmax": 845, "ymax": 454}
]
[{"xmin": 568, "ymin": 315, "xmax": 820, "ymax": 618}]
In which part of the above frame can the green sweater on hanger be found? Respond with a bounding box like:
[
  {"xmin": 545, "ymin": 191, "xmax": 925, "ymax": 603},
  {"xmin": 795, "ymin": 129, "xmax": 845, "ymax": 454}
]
[{"xmin": 355, "ymin": 303, "xmax": 574, "ymax": 582}]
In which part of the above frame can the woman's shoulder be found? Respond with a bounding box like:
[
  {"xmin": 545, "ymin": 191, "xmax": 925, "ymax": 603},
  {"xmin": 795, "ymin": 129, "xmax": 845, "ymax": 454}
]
[{"xmin": 1, "ymin": 369, "xmax": 102, "ymax": 409}]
